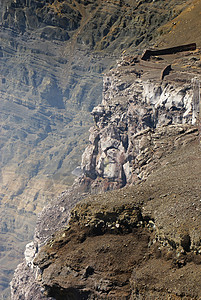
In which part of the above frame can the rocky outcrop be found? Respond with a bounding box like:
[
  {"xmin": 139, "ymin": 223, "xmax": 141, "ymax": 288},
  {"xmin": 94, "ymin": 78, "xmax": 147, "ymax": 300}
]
[
  {"xmin": 81, "ymin": 51, "xmax": 201, "ymax": 191},
  {"xmin": 29, "ymin": 135, "xmax": 201, "ymax": 299},
  {"xmin": 10, "ymin": 47, "xmax": 201, "ymax": 299},
  {"xmin": 11, "ymin": 180, "xmax": 91, "ymax": 300},
  {"xmin": 1, "ymin": 0, "xmax": 193, "ymax": 297}
]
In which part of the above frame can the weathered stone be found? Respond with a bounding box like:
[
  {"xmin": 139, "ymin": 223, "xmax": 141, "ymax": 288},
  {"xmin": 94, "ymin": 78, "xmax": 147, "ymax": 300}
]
[
  {"xmin": 6, "ymin": 0, "xmax": 201, "ymax": 297},
  {"xmin": 81, "ymin": 50, "xmax": 201, "ymax": 190}
]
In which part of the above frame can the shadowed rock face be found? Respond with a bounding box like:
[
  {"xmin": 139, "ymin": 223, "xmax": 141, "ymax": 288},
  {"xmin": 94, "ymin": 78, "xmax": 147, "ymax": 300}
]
[{"xmin": 0, "ymin": 0, "xmax": 197, "ymax": 298}]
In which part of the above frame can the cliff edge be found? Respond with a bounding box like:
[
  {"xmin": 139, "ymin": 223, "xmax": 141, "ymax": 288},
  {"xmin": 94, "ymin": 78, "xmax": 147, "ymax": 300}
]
[
  {"xmin": 11, "ymin": 46, "xmax": 201, "ymax": 299},
  {"xmin": 1, "ymin": 1, "xmax": 192, "ymax": 297}
]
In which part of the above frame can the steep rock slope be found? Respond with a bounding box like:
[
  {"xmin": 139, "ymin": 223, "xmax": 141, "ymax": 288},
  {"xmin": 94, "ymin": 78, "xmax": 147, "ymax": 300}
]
[
  {"xmin": 157, "ymin": 0, "xmax": 201, "ymax": 48},
  {"xmin": 81, "ymin": 50, "xmax": 201, "ymax": 190},
  {"xmin": 11, "ymin": 47, "xmax": 201, "ymax": 298},
  {"xmin": 0, "ymin": 0, "xmax": 192, "ymax": 297},
  {"xmin": 32, "ymin": 137, "xmax": 201, "ymax": 299}
]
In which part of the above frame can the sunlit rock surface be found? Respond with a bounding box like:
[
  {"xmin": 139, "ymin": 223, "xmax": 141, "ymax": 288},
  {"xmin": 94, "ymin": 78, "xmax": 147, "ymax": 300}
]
[
  {"xmin": 0, "ymin": 0, "xmax": 198, "ymax": 298},
  {"xmin": 11, "ymin": 46, "xmax": 201, "ymax": 298},
  {"xmin": 81, "ymin": 51, "xmax": 201, "ymax": 190}
]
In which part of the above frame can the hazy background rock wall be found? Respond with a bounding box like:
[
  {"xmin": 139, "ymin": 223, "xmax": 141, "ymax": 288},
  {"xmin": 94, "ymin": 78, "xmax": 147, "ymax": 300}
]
[{"xmin": 0, "ymin": 0, "xmax": 192, "ymax": 298}]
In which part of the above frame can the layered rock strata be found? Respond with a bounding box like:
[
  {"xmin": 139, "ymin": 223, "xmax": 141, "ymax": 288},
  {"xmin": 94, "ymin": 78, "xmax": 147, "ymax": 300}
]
[
  {"xmin": 11, "ymin": 49, "xmax": 201, "ymax": 299},
  {"xmin": 1, "ymin": 0, "xmax": 191, "ymax": 296}
]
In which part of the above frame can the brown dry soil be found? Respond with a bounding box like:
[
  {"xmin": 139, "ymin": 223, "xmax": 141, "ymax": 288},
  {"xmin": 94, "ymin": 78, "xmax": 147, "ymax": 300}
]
[
  {"xmin": 156, "ymin": 0, "xmax": 201, "ymax": 48},
  {"xmin": 34, "ymin": 131, "xmax": 201, "ymax": 299}
]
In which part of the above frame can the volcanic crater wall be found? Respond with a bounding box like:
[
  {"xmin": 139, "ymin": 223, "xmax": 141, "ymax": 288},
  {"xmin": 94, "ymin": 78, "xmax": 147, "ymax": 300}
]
[
  {"xmin": 0, "ymin": 0, "xmax": 198, "ymax": 298},
  {"xmin": 10, "ymin": 50, "xmax": 201, "ymax": 299},
  {"xmin": 81, "ymin": 54, "xmax": 201, "ymax": 191}
]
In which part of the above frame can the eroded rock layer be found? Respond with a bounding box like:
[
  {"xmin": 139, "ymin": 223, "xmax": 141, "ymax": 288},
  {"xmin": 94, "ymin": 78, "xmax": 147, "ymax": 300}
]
[
  {"xmin": 13, "ymin": 124, "xmax": 201, "ymax": 300},
  {"xmin": 11, "ymin": 47, "xmax": 201, "ymax": 299},
  {"xmin": 1, "ymin": 0, "xmax": 193, "ymax": 297},
  {"xmin": 81, "ymin": 50, "xmax": 201, "ymax": 190}
]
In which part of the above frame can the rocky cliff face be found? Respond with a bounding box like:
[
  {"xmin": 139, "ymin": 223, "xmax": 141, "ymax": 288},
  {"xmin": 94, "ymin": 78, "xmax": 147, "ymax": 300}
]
[
  {"xmin": 81, "ymin": 51, "xmax": 201, "ymax": 191},
  {"xmin": 32, "ymin": 138, "xmax": 201, "ymax": 300},
  {"xmin": 1, "ymin": 0, "xmax": 192, "ymax": 297},
  {"xmin": 10, "ymin": 47, "xmax": 201, "ymax": 299}
]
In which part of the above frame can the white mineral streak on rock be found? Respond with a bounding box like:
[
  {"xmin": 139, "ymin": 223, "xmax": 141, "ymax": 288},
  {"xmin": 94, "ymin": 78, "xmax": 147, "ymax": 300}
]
[
  {"xmin": 92, "ymin": 104, "xmax": 105, "ymax": 116},
  {"xmin": 81, "ymin": 70, "xmax": 198, "ymax": 186},
  {"xmin": 142, "ymin": 81, "xmax": 194, "ymax": 124},
  {"xmin": 123, "ymin": 161, "xmax": 132, "ymax": 181},
  {"xmin": 24, "ymin": 241, "xmax": 37, "ymax": 268}
]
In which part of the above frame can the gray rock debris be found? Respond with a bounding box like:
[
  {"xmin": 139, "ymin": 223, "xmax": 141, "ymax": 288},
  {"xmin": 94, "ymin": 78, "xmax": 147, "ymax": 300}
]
[{"xmin": 81, "ymin": 57, "xmax": 201, "ymax": 188}]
